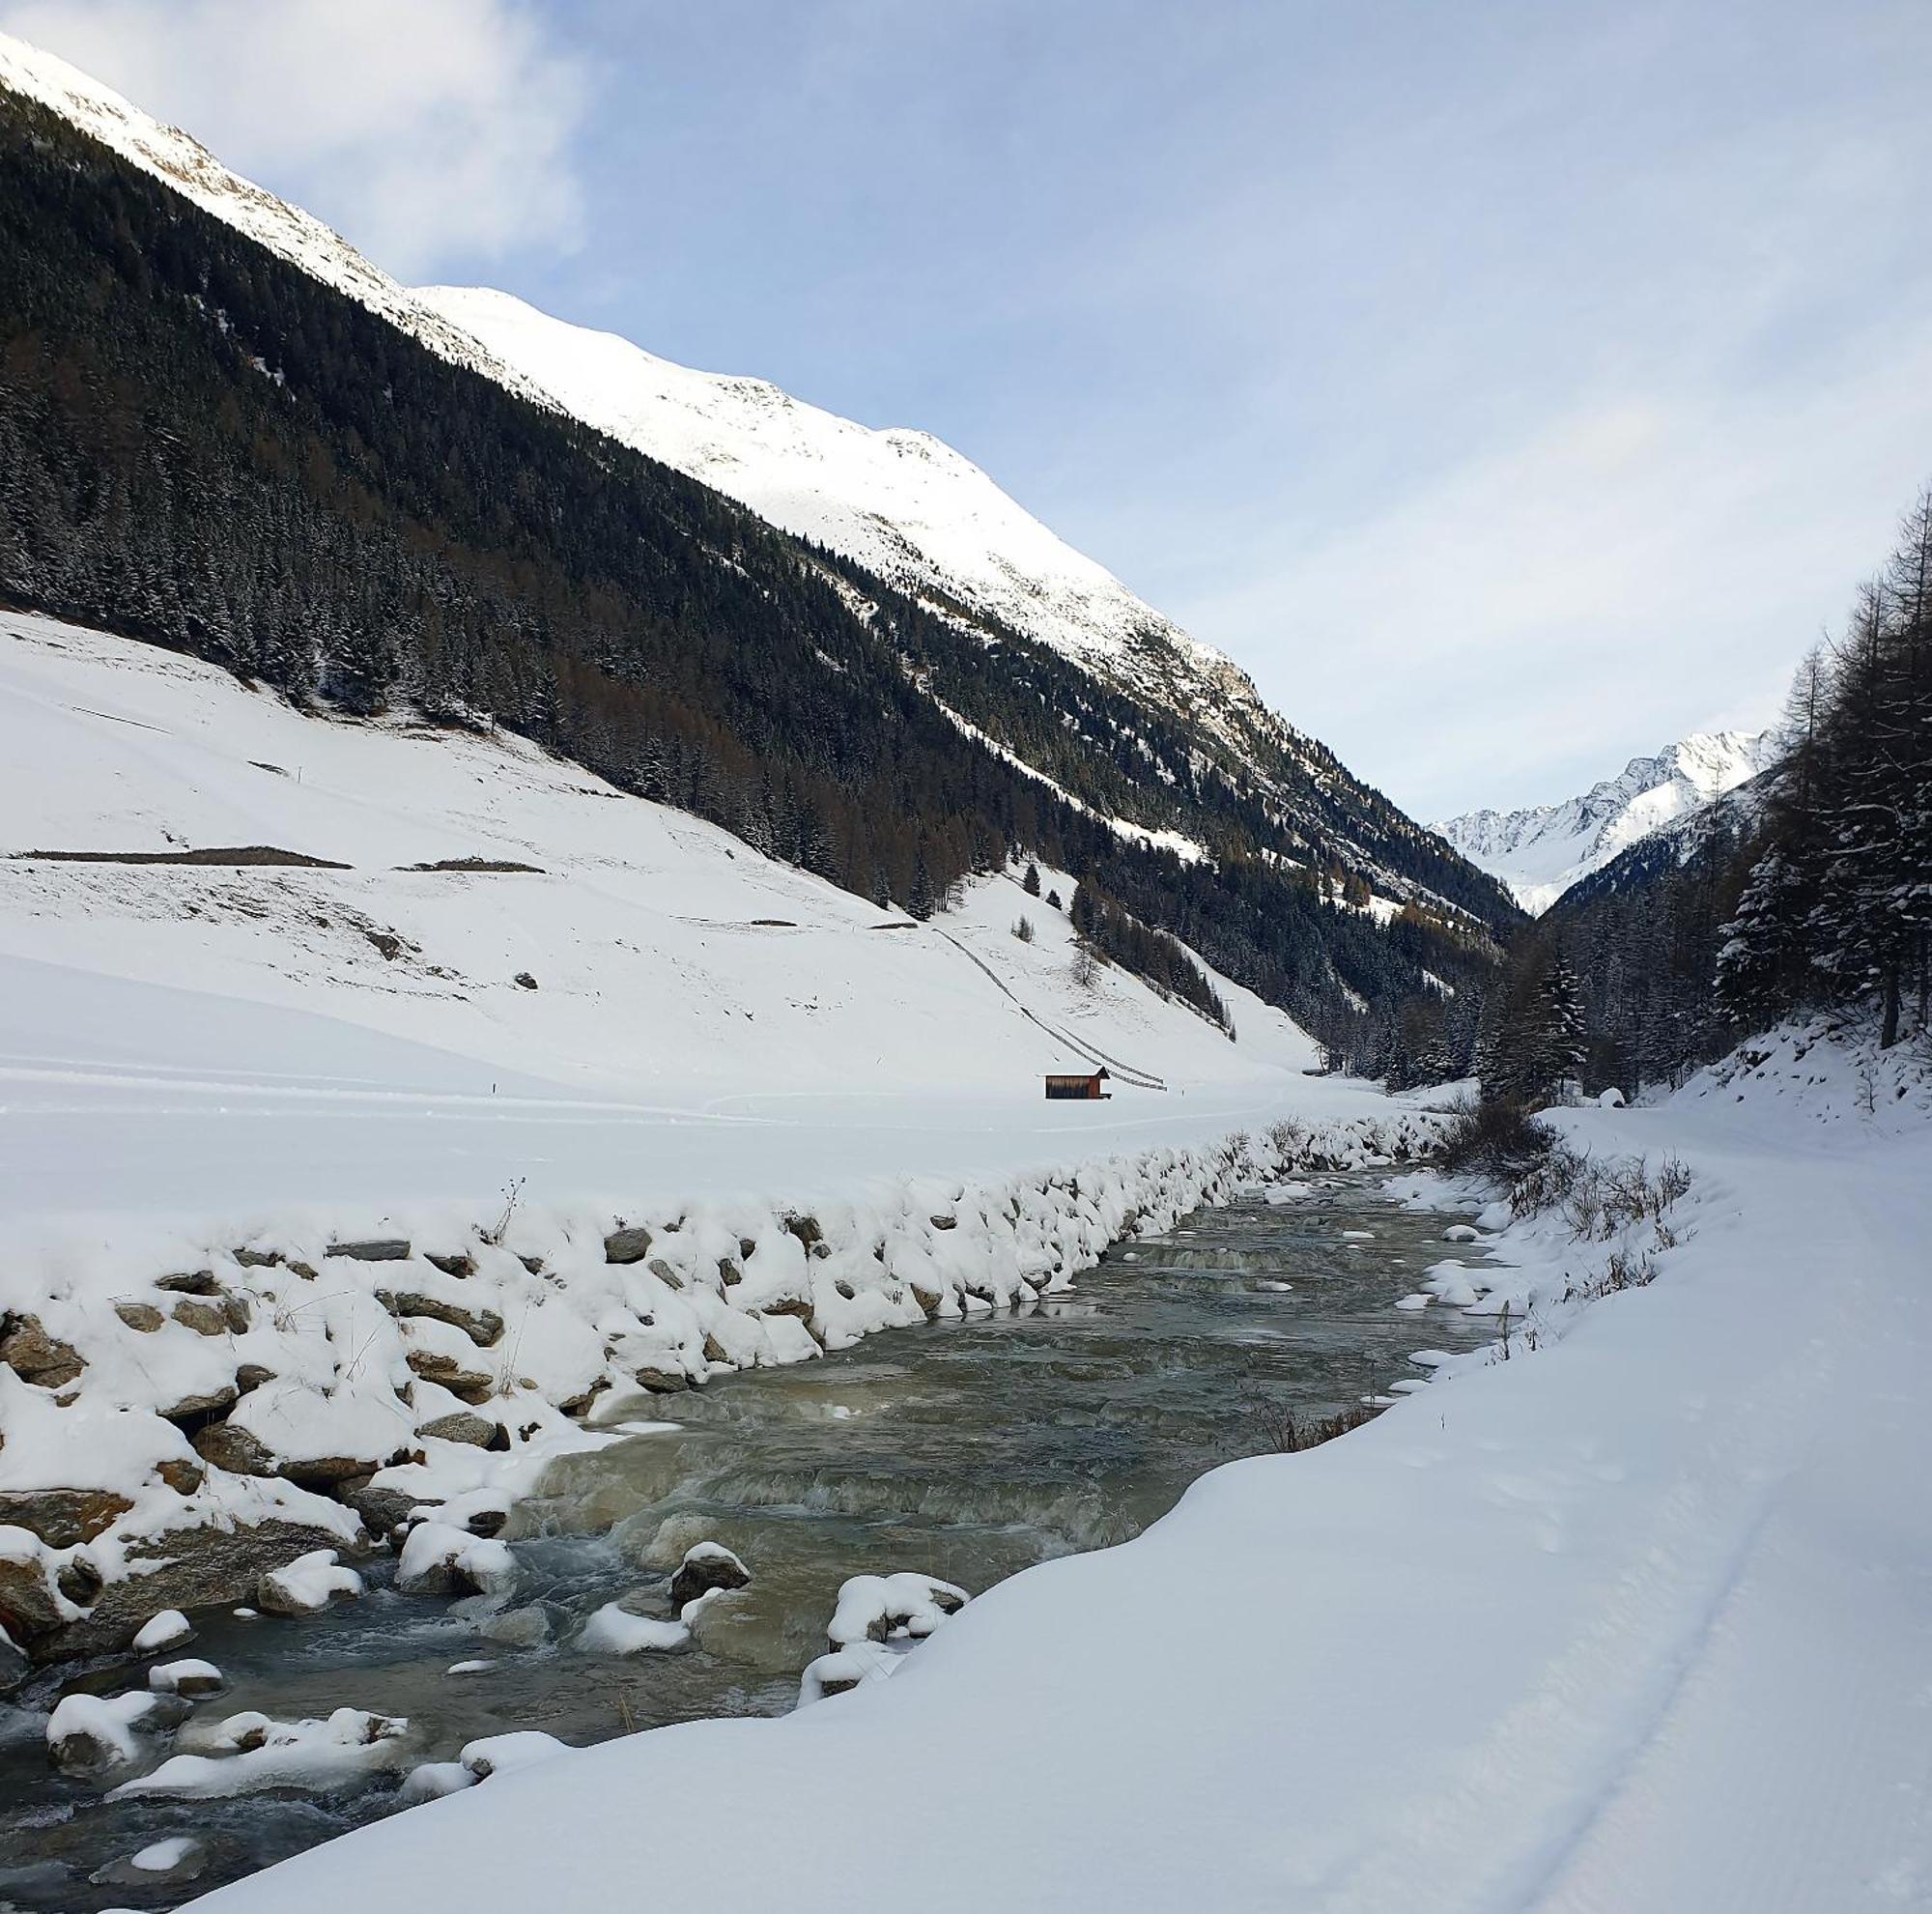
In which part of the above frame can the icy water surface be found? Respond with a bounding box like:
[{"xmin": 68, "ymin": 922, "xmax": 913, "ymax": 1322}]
[{"xmin": 0, "ymin": 1173, "xmax": 1495, "ymax": 1909}]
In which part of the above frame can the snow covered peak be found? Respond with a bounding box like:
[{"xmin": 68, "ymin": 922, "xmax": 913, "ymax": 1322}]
[
  {"xmin": 1436, "ymin": 729, "xmax": 1779, "ymax": 914},
  {"xmin": 415, "ymin": 284, "xmax": 1270, "ymax": 739},
  {"xmin": 0, "ymin": 32, "xmax": 550, "ymax": 410}
]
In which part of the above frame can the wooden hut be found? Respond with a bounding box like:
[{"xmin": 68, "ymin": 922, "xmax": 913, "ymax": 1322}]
[{"xmin": 1044, "ymin": 1069, "xmax": 1111, "ymax": 1100}]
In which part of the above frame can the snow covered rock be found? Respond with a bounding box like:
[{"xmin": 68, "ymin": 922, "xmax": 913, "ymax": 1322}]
[
  {"xmin": 602, "ymin": 1226, "xmax": 654, "ymax": 1266},
  {"xmin": 257, "ymin": 1549, "xmax": 364, "ymax": 1615},
  {"xmin": 53, "ymin": 1514, "xmax": 365, "ymax": 1660},
  {"xmin": 0, "ymin": 1526, "xmax": 64, "ymax": 1643},
  {"xmin": 579, "ymin": 1600, "xmax": 689, "ymax": 1655},
  {"xmin": 418, "ymin": 1409, "xmax": 498, "ymax": 1447},
  {"xmin": 397, "ymin": 1522, "xmax": 516, "ymax": 1598},
  {"xmin": 148, "ymin": 1656, "xmax": 224, "ymax": 1697},
  {"xmin": 401, "ymin": 1759, "xmax": 478, "ymax": 1802},
  {"xmin": 110, "ymin": 1705, "xmax": 411, "ymax": 1798},
  {"xmin": 460, "ymin": 1730, "xmax": 572, "ymax": 1779},
  {"xmin": 0, "ymin": 1314, "xmax": 85, "ymax": 1386},
  {"xmin": 826, "ymin": 1572, "xmax": 969, "ymax": 1648},
  {"xmin": 798, "ymin": 1639, "xmax": 901, "ymax": 1705},
  {"xmin": 0, "ymin": 1486, "xmax": 132, "ymax": 1548},
  {"xmin": 668, "ymin": 1541, "xmax": 750, "ymax": 1609},
  {"xmin": 46, "ymin": 1689, "xmax": 163, "ymax": 1774},
  {"xmin": 132, "ymin": 1609, "xmax": 194, "ymax": 1652},
  {"xmin": 90, "ymin": 1835, "xmax": 209, "ymax": 1888},
  {"xmin": 190, "ymin": 1419, "xmax": 278, "ymax": 1477}
]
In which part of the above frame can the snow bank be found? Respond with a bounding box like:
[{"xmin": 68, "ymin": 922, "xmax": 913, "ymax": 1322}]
[
  {"xmin": 1683, "ymin": 1014, "xmax": 1932, "ymax": 1130},
  {"xmin": 185, "ymin": 1079, "xmax": 1932, "ymax": 1914}
]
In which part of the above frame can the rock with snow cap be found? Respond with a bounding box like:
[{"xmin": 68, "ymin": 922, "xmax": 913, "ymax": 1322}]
[{"xmin": 668, "ymin": 1540, "xmax": 751, "ymax": 1609}]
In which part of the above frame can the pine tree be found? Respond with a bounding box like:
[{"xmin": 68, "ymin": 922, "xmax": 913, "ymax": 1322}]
[
  {"xmin": 1521, "ymin": 957, "xmax": 1587, "ymax": 1103},
  {"xmin": 907, "ymin": 847, "xmax": 938, "ymax": 922}
]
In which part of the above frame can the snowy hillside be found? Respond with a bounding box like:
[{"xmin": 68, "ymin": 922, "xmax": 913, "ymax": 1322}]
[
  {"xmin": 0, "ymin": 32, "xmax": 548, "ymax": 409},
  {"xmin": 0, "ymin": 27, "xmax": 1519, "ymax": 970},
  {"xmin": 415, "ymin": 286, "xmax": 1276, "ymax": 751},
  {"xmin": 1437, "ymin": 730, "xmax": 1778, "ymax": 912},
  {"xmin": 0, "ymin": 608, "xmax": 1338, "ymax": 1238},
  {"xmin": 0, "ymin": 32, "xmax": 1320, "ymax": 790}
]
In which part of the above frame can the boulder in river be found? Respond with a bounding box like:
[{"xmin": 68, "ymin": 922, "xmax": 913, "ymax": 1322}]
[
  {"xmin": 668, "ymin": 1541, "xmax": 751, "ymax": 1610},
  {"xmin": 90, "ymin": 1835, "xmax": 210, "ymax": 1889},
  {"xmin": 257, "ymin": 1549, "xmax": 364, "ymax": 1615},
  {"xmin": 32, "ymin": 1518, "xmax": 368, "ymax": 1662},
  {"xmin": 45, "ymin": 1690, "xmax": 163, "ymax": 1775},
  {"xmin": 825, "ymin": 1571, "xmax": 969, "ymax": 1648},
  {"xmin": 397, "ymin": 1521, "xmax": 516, "ymax": 1598}
]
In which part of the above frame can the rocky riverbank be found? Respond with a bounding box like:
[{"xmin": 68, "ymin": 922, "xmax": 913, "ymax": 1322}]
[{"xmin": 0, "ymin": 1110, "xmax": 1446, "ymax": 1667}]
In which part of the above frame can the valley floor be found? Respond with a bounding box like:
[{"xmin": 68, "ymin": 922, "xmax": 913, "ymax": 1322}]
[
  {"xmin": 195, "ymin": 1065, "xmax": 1932, "ymax": 1914},
  {"xmin": 0, "ymin": 606, "xmax": 1350, "ymax": 1254},
  {"xmin": 7, "ymin": 610, "xmax": 1927, "ymax": 1910}
]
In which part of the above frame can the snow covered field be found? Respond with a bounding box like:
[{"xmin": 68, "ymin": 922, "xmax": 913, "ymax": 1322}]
[
  {"xmin": 192, "ymin": 1043, "xmax": 1932, "ymax": 1914},
  {"xmin": 0, "ymin": 607, "xmax": 1354, "ymax": 1245}
]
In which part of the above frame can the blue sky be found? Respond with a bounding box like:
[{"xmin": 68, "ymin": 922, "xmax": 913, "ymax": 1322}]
[{"xmin": 9, "ymin": 0, "xmax": 1932, "ymax": 815}]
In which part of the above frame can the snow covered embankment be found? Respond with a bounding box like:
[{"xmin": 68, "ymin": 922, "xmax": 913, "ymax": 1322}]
[
  {"xmin": 190, "ymin": 1037, "xmax": 1932, "ymax": 1914},
  {"xmin": 0, "ymin": 1110, "xmax": 1444, "ymax": 1662}
]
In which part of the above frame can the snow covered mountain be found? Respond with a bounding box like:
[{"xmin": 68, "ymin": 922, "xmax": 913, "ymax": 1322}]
[
  {"xmin": 1437, "ymin": 730, "xmax": 1780, "ymax": 914},
  {"xmin": 0, "ymin": 32, "xmax": 546, "ymax": 407},
  {"xmin": 0, "ymin": 23, "xmax": 1520, "ymax": 1078},
  {"xmin": 0, "ymin": 31, "xmax": 1312, "ymax": 796},
  {"xmin": 414, "ymin": 285, "xmax": 1276, "ymax": 755}
]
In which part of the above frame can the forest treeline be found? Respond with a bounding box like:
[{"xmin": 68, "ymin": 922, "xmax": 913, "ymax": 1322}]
[
  {"xmin": 0, "ymin": 86, "xmax": 1509, "ymax": 1057},
  {"xmin": 1478, "ymin": 488, "xmax": 1932, "ymax": 1101}
]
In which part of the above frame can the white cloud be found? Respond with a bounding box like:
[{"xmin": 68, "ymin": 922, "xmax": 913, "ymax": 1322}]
[
  {"xmin": 1182, "ymin": 317, "xmax": 1932, "ymax": 818},
  {"xmin": 1, "ymin": 0, "xmax": 588, "ymax": 274}
]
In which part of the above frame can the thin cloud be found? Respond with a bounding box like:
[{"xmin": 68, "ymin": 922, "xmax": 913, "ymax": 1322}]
[{"xmin": 2, "ymin": 0, "xmax": 589, "ymax": 275}]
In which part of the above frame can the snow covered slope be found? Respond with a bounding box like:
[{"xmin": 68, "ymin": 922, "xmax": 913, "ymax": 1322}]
[
  {"xmin": 1437, "ymin": 730, "xmax": 1778, "ymax": 913},
  {"xmin": 0, "ymin": 30, "xmax": 1321, "ymax": 785},
  {"xmin": 0, "ymin": 608, "xmax": 1340, "ymax": 1238},
  {"xmin": 0, "ymin": 32, "xmax": 548, "ymax": 409},
  {"xmin": 191, "ymin": 1059, "xmax": 1932, "ymax": 1914},
  {"xmin": 415, "ymin": 284, "xmax": 1283, "ymax": 757}
]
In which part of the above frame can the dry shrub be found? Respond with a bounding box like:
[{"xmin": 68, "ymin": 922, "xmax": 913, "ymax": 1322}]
[
  {"xmin": 1436, "ymin": 1100, "xmax": 1560, "ymax": 1184},
  {"xmin": 1245, "ymin": 1392, "xmax": 1377, "ymax": 1453}
]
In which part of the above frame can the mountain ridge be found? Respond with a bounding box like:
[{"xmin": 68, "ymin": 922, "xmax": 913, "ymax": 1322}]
[{"xmin": 1437, "ymin": 729, "xmax": 1779, "ymax": 913}]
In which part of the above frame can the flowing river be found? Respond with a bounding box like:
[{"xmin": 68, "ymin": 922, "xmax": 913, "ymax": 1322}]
[{"xmin": 0, "ymin": 1171, "xmax": 1495, "ymax": 1910}]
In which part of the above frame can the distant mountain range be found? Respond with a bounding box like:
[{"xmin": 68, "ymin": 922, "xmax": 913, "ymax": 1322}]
[{"xmin": 1437, "ymin": 730, "xmax": 1780, "ymax": 913}]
